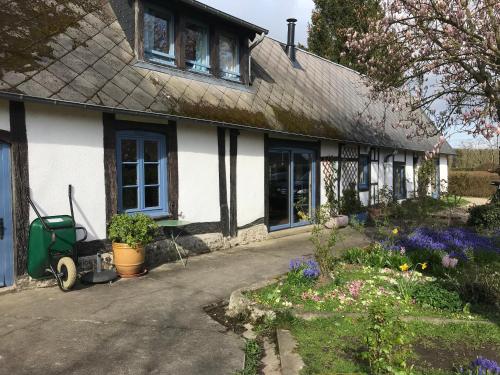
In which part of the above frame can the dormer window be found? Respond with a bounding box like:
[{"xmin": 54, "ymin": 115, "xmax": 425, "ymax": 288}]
[
  {"xmin": 144, "ymin": 8, "xmax": 175, "ymax": 66},
  {"xmin": 185, "ymin": 20, "xmax": 210, "ymax": 73},
  {"xmin": 219, "ymin": 34, "xmax": 240, "ymax": 80}
]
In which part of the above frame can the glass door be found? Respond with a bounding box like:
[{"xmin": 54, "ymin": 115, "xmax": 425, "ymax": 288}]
[
  {"xmin": 269, "ymin": 148, "xmax": 315, "ymax": 231},
  {"xmin": 293, "ymin": 152, "xmax": 313, "ymax": 224},
  {"xmin": 269, "ymin": 151, "xmax": 290, "ymax": 228}
]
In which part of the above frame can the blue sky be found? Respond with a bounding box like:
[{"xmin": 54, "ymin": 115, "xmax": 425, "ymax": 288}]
[{"xmin": 203, "ymin": 0, "xmax": 487, "ymax": 149}]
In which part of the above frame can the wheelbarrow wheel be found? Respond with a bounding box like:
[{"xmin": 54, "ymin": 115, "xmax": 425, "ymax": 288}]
[{"xmin": 57, "ymin": 257, "xmax": 77, "ymax": 291}]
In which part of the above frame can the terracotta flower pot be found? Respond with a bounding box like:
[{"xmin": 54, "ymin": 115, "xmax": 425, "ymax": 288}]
[{"xmin": 112, "ymin": 242, "xmax": 145, "ymax": 277}]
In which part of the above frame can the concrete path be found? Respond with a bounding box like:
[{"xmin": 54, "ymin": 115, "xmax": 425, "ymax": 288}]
[
  {"xmin": 464, "ymin": 196, "xmax": 489, "ymax": 207},
  {"xmin": 0, "ymin": 228, "xmax": 368, "ymax": 375}
]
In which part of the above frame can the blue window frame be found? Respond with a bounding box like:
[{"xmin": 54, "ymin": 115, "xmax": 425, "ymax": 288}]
[
  {"xmin": 116, "ymin": 131, "xmax": 168, "ymax": 217},
  {"xmin": 144, "ymin": 7, "xmax": 176, "ymax": 66},
  {"xmin": 358, "ymin": 155, "xmax": 369, "ymax": 191}
]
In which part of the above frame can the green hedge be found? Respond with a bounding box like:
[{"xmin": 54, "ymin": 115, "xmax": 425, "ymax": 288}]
[{"xmin": 449, "ymin": 171, "xmax": 497, "ymax": 198}]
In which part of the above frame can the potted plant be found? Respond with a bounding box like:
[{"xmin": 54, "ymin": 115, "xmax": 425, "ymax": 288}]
[
  {"xmin": 323, "ymin": 176, "xmax": 349, "ymax": 229},
  {"xmin": 108, "ymin": 213, "xmax": 158, "ymax": 277}
]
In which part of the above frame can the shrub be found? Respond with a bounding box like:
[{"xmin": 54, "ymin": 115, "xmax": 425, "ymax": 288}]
[
  {"xmin": 310, "ymin": 206, "xmax": 339, "ymax": 276},
  {"xmin": 362, "ymin": 302, "xmax": 412, "ymax": 375},
  {"xmin": 447, "ymin": 263, "xmax": 500, "ymax": 307},
  {"xmin": 411, "ymin": 282, "xmax": 463, "ymax": 311},
  {"xmin": 468, "ymin": 203, "xmax": 500, "ymax": 229},
  {"xmin": 449, "ymin": 171, "xmax": 497, "ymax": 198},
  {"xmin": 108, "ymin": 213, "xmax": 158, "ymax": 248},
  {"xmin": 340, "ymin": 184, "xmax": 364, "ymax": 215}
]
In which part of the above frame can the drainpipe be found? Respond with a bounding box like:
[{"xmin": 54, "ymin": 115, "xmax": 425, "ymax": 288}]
[{"xmin": 248, "ymin": 32, "xmax": 266, "ymax": 84}]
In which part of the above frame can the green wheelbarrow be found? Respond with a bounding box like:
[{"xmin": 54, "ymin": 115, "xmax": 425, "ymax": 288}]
[{"xmin": 27, "ymin": 185, "xmax": 87, "ymax": 291}]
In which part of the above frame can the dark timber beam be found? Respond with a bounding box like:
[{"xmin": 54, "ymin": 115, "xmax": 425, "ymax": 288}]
[
  {"xmin": 217, "ymin": 127, "xmax": 230, "ymax": 236},
  {"xmin": 229, "ymin": 129, "xmax": 239, "ymax": 237},
  {"xmin": 9, "ymin": 101, "xmax": 29, "ymax": 276}
]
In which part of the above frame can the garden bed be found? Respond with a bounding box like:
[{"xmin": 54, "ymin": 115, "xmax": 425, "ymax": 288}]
[{"xmin": 245, "ymin": 223, "xmax": 500, "ymax": 374}]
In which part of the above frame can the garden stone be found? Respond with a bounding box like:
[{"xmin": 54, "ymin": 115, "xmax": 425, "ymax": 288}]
[
  {"xmin": 261, "ymin": 337, "xmax": 281, "ymax": 375},
  {"xmin": 325, "ymin": 215, "xmax": 349, "ymax": 229},
  {"xmin": 277, "ymin": 329, "xmax": 304, "ymax": 375}
]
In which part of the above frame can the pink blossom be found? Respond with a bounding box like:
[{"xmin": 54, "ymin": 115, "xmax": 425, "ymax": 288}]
[{"xmin": 442, "ymin": 255, "xmax": 459, "ymax": 269}]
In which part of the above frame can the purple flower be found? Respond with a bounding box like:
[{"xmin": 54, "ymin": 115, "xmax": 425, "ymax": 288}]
[
  {"xmin": 469, "ymin": 357, "xmax": 500, "ymax": 374},
  {"xmin": 398, "ymin": 227, "xmax": 498, "ymax": 256},
  {"xmin": 289, "ymin": 257, "xmax": 320, "ymax": 280}
]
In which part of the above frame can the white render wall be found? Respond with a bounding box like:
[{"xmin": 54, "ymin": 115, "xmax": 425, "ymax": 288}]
[
  {"xmin": 0, "ymin": 100, "xmax": 9, "ymax": 132},
  {"xmin": 177, "ymin": 122, "xmax": 220, "ymax": 223},
  {"xmin": 237, "ymin": 131, "xmax": 265, "ymax": 227},
  {"xmin": 25, "ymin": 104, "xmax": 106, "ymax": 240},
  {"xmin": 439, "ymin": 155, "xmax": 449, "ymax": 193}
]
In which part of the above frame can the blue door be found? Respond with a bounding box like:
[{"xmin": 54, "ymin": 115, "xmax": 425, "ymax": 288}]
[
  {"xmin": 0, "ymin": 142, "xmax": 14, "ymax": 287},
  {"xmin": 268, "ymin": 148, "xmax": 316, "ymax": 231}
]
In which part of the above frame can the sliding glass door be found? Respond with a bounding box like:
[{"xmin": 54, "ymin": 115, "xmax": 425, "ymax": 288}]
[{"xmin": 269, "ymin": 148, "xmax": 315, "ymax": 231}]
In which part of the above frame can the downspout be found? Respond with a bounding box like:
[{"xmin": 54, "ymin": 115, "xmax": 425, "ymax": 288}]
[{"xmin": 248, "ymin": 32, "xmax": 266, "ymax": 84}]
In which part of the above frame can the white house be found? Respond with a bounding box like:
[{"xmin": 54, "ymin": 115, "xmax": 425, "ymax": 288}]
[{"xmin": 0, "ymin": 0, "xmax": 454, "ymax": 287}]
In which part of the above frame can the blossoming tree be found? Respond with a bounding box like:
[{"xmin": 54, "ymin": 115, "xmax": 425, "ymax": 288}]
[{"xmin": 346, "ymin": 0, "xmax": 500, "ymax": 147}]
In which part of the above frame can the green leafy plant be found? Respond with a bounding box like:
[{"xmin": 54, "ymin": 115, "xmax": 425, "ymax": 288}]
[
  {"xmin": 396, "ymin": 262, "xmax": 428, "ymax": 304},
  {"xmin": 108, "ymin": 213, "xmax": 158, "ymax": 248},
  {"xmin": 342, "ymin": 243, "xmax": 409, "ymax": 270},
  {"xmin": 468, "ymin": 203, "xmax": 500, "ymax": 229},
  {"xmin": 310, "ymin": 204, "xmax": 340, "ymax": 277},
  {"xmin": 236, "ymin": 339, "xmax": 262, "ymax": 375},
  {"xmin": 417, "ymin": 158, "xmax": 437, "ymax": 199},
  {"xmin": 362, "ymin": 302, "xmax": 412, "ymax": 375},
  {"xmin": 411, "ymin": 282, "xmax": 463, "ymax": 312}
]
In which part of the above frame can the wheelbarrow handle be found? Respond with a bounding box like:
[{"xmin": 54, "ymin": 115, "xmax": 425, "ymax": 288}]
[{"xmin": 75, "ymin": 226, "xmax": 88, "ymax": 242}]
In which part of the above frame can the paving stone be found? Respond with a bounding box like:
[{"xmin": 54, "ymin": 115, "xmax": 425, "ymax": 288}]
[
  {"xmin": 130, "ymin": 87, "xmax": 155, "ymax": 108},
  {"xmin": 69, "ymin": 75, "xmax": 99, "ymax": 98},
  {"xmin": 101, "ymin": 81, "xmax": 127, "ymax": 103},
  {"xmin": 60, "ymin": 52, "xmax": 89, "ymax": 74},
  {"xmin": 32, "ymin": 70, "xmax": 66, "ymax": 93},
  {"xmin": 72, "ymin": 45, "xmax": 99, "ymax": 65},
  {"xmin": 1, "ymin": 71, "xmax": 26, "ymax": 86},
  {"xmin": 93, "ymin": 58, "xmax": 119, "ymax": 80},
  {"xmin": 92, "ymin": 33, "xmax": 116, "ymax": 51},
  {"xmin": 47, "ymin": 61, "xmax": 78, "ymax": 83},
  {"xmin": 18, "ymin": 79, "xmax": 53, "ymax": 97}
]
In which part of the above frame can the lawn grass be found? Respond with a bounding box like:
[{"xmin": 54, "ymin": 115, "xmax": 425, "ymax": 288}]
[{"xmin": 289, "ymin": 316, "xmax": 500, "ymax": 375}]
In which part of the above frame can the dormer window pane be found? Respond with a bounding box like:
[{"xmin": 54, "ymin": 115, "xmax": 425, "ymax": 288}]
[
  {"xmin": 220, "ymin": 35, "xmax": 240, "ymax": 80},
  {"xmin": 144, "ymin": 9, "xmax": 175, "ymax": 66},
  {"xmin": 185, "ymin": 21, "xmax": 210, "ymax": 73}
]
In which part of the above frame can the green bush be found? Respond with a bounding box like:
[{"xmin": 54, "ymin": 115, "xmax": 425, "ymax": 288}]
[
  {"xmin": 340, "ymin": 184, "xmax": 364, "ymax": 215},
  {"xmin": 447, "ymin": 263, "xmax": 500, "ymax": 308},
  {"xmin": 108, "ymin": 213, "xmax": 158, "ymax": 248},
  {"xmin": 468, "ymin": 203, "xmax": 500, "ymax": 229},
  {"xmin": 412, "ymin": 282, "xmax": 463, "ymax": 312}
]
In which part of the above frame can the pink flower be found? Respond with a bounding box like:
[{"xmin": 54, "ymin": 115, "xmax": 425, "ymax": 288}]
[
  {"xmin": 347, "ymin": 280, "xmax": 364, "ymax": 299},
  {"xmin": 442, "ymin": 255, "xmax": 459, "ymax": 269},
  {"xmin": 400, "ymin": 246, "xmax": 406, "ymax": 255}
]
